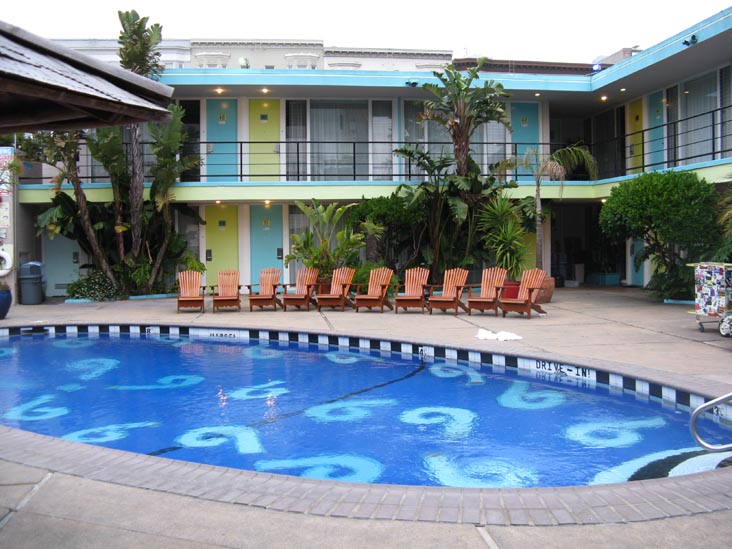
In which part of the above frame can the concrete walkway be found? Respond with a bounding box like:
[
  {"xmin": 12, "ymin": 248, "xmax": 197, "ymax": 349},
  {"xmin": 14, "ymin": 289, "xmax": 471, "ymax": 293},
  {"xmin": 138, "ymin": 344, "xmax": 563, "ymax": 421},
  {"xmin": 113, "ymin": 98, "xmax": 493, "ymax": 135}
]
[{"xmin": 1, "ymin": 287, "xmax": 731, "ymax": 548}]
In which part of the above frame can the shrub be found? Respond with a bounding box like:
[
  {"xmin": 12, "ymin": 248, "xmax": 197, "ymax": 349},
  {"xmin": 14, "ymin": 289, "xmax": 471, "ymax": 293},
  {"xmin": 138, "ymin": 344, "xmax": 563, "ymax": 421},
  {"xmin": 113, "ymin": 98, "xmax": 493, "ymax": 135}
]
[{"xmin": 66, "ymin": 270, "xmax": 119, "ymax": 301}]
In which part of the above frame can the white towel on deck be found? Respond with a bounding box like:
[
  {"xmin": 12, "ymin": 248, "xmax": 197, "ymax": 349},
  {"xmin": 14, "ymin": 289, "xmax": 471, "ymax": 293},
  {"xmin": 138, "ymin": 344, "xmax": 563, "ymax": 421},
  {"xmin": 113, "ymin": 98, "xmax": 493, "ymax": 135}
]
[{"xmin": 475, "ymin": 328, "xmax": 522, "ymax": 341}]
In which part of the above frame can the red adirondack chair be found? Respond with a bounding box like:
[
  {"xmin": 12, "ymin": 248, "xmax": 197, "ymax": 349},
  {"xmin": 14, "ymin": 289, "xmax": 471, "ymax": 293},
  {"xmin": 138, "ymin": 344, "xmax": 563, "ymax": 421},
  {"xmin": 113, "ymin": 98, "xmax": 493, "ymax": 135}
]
[
  {"xmin": 498, "ymin": 268, "xmax": 547, "ymax": 319},
  {"xmin": 315, "ymin": 267, "xmax": 356, "ymax": 311},
  {"xmin": 354, "ymin": 266, "xmax": 394, "ymax": 312},
  {"xmin": 428, "ymin": 267, "xmax": 469, "ymax": 315},
  {"xmin": 467, "ymin": 267, "xmax": 507, "ymax": 316},
  {"xmin": 394, "ymin": 267, "xmax": 430, "ymax": 314},
  {"xmin": 281, "ymin": 267, "xmax": 319, "ymax": 311}
]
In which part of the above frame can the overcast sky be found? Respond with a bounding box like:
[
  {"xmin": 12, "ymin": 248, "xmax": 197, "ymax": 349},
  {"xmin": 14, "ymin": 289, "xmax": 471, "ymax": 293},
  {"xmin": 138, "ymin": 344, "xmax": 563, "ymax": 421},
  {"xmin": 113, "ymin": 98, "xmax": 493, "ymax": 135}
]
[{"xmin": 3, "ymin": 1, "xmax": 731, "ymax": 63}]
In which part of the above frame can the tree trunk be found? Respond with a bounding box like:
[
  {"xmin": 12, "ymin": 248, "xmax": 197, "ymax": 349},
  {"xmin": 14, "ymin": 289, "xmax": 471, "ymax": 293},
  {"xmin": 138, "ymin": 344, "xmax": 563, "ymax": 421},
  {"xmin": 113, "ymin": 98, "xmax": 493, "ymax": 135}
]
[
  {"xmin": 68, "ymin": 134, "xmax": 117, "ymax": 288},
  {"xmin": 144, "ymin": 207, "xmax": 172, "ymax": 293},
  {"xmin": 112, "ymin": 184, "xmax": 125, "ymax": 264},
  {"xmin": 129, "ymin": 123, "xmax": 144, "ymax": 258},
  {"xmin": 535, "ymin": 181, "xmax": 544, "ymax": 272}
]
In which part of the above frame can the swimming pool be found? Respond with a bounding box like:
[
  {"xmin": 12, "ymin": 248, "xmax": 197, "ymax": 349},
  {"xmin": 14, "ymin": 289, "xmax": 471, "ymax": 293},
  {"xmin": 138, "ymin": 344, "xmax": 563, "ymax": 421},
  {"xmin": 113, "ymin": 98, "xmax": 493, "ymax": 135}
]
[{"xmin": 1, "ymin": 326, "xmax": 729, "ymax": 489}]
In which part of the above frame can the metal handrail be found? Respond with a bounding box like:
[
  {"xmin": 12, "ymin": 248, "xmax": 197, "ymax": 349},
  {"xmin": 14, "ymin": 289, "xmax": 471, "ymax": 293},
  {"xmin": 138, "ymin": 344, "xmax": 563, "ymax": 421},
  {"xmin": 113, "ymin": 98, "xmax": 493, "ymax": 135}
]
[{"xmin": 690, "ymin": 391, "xmax": 732, "ymax": 451}]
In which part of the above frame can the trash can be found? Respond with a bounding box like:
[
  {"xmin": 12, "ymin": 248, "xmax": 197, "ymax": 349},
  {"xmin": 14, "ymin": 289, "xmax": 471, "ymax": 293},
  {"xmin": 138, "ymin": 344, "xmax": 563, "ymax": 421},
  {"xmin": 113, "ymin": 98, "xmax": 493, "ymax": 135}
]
[{"xmin": 18, "ymin": 261, "xmax": 45, "ymax": 305}]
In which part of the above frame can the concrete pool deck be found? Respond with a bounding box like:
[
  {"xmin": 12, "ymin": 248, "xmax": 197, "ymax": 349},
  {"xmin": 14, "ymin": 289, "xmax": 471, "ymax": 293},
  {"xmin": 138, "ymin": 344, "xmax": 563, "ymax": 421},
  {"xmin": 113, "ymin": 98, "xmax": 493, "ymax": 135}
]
[{"xmin": 1, "ymin": 286, "xmax": 732, "ymax": 548}]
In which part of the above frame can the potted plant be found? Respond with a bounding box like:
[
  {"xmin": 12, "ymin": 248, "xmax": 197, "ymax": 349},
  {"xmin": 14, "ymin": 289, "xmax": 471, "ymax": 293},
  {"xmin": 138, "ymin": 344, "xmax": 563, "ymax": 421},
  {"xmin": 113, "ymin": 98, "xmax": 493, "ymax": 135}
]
[
  {"xmin": 478, "ymin": 194, "xmax": 527, "ymax": 298},
  {"xmin": 0, "ymin": 281, "xmax": 11, "ymax": 320},
  {"xmin": 284, "ymin": 199, "xmax": 365, "ymax": 291}
]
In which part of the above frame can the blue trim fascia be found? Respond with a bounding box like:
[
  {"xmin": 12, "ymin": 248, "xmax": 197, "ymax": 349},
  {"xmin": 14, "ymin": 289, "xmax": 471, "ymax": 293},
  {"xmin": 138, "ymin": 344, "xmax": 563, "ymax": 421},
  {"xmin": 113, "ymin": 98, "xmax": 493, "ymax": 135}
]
[
  {"xmin": 590, "ymin": 8, "xmax": 732, "ymax": 91},
  {"xmin": 161, "ymin": 67, "xmax": 594, "ymax": 93}
]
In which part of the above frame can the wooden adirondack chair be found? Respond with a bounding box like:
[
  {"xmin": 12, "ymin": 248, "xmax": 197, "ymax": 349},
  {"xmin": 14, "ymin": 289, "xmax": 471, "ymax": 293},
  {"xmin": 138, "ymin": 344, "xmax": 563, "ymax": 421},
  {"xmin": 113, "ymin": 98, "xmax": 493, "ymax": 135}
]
[
  {"xmin": 354, "ymin": 267, "xmax": 394, "ymax": 312},
  {"xmin": 177, "ymin": 270, "xmax": 205, "ymax": 313},
  {"xmin": 246, "ymin": 267, "xmax": 282, "ymax": 311},
  {"xmin": 498, "ymin": 268, "xmax": 547, "ymax": 319},
  {"xmin": 428, "ymin": 267, "xmax": 469, "ymax": 315},
  {"xmin": 316, "ymin": 267, "xmax": 356, "ymax": 311},
  {"xmin": 281, "ymin": 267, "xmax": 319, "ymax": 311},
  {"xmin": 467, "ymin": 267, "xmax": 507, "ymax": 316},
  {"xmin": 211, "ymin": 269, "xmax": 241, "ymax": 312},
  {"xmin": 394, "ymin": 267, "xmax": 430, "ymax": 314}
]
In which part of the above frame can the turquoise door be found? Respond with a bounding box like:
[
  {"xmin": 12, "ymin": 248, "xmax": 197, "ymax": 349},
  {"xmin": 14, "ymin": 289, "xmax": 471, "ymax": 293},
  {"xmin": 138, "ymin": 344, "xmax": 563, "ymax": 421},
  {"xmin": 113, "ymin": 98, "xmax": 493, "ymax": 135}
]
[
  {"xmin": 206, "ymin": 99, "xmax": 238, "ymax": 181},
  {"xmin": 631, "ymin": 238, "xmax": 645, "ymax": 286},
  {"xmin": 43, "ymin": 234, "xmax": 83, "ymax": 297},
  {"xmin": 510, "ymin": 103, "xmax": 539, "ymax": 182},
  {"xmin": 647, "ymin": 91, "xmax": 665, "ymax": 170},
  {"xmin": 250, "ymin": 204, "xmax": 283, "ymax": 284}
]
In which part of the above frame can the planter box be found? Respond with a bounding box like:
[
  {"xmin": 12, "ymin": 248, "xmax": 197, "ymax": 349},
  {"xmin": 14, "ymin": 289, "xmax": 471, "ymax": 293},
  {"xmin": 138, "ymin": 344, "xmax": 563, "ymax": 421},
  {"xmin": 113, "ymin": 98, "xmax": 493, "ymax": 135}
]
[{"xmin": 587, "ymin": 272, "xmax": 621, "ymax": 286}]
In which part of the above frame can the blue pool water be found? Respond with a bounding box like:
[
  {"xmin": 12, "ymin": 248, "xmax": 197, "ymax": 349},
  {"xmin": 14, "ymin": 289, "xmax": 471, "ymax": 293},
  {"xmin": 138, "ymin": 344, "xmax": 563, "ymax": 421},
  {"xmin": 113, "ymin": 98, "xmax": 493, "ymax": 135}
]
[{"xmin": 0, "ymin": 333, "xmax": 729, "ymax": 488}]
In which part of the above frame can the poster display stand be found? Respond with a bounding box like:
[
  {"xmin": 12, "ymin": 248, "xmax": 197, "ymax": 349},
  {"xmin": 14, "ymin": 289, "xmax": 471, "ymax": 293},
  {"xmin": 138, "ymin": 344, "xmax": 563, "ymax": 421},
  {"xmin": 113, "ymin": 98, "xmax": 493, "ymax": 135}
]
[{"xmin": 692, "ymin": 262, "xmax": 732, "ymax": 337}]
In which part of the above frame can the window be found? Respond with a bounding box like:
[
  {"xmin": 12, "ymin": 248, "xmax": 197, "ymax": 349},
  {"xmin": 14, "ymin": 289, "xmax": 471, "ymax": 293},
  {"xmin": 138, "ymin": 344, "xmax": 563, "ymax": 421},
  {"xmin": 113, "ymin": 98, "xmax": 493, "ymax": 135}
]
[
  {"xmin": 286, "ymin": 100, "xmax": 307, "ymax": 180},
  {"xmin": 371, "ymin": 101, "xmax": 393, "ymax": 180},
  {"xmin": 310, "ymin": 101, "xmax": 368, "ymax": 181},
  {"xmin": 680, "ymin": 72, "xmax": 717, "ymax": 164}
]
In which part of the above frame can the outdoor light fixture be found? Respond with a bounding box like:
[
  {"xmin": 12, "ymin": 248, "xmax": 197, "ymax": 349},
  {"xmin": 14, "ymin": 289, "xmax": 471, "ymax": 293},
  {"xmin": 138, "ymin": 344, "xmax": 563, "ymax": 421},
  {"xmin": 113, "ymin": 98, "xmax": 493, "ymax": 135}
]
[
  {"xmin": 600, "ymin": 95, "xmax": 608, "ymax": 102},
  {"xmin": 261, "ymin": 88, "xmax": 269, "ymax": 94},
  {"xmin": 682, "ymin": 34, "xmax": 698, "ymax": 46},
  {"xmin": 214, "ymin": 87, "xmax": 224, "ymax": 95}
]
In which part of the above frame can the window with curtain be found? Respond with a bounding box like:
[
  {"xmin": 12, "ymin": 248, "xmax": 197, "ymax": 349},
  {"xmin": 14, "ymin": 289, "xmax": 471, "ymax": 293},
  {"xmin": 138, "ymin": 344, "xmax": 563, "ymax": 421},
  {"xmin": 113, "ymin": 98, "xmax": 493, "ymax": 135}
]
[
  {"xmin": 287, "ymin": 205, "xmax": 309, "ymax": 283},
  {"xmin": 403, "ymin": 100, "xmax": 452, "ymax": 178},
  {"xmin": 680, "ymin": 71, "xmax": 718, "ymax": 164},
  {"xmin": 286, "ymin": 100, "xmax": 307, "ymax": 180},
  {"xmin": 371, "ymin": 101, "xmax": 393, "ymax": 180},
  {"xmin": 721, "ymin": 66, "xmax": 732, "ymax": 159},
  {"xmin": 475, "ymin": 121, "xmax": 509, "ymax": 175},
  {"xmin": 666, "ymin": 86, "xmax": 679, "ymax": 168},
  {"xmin": 310, "ymin": 101, "xmax": 368, "ymax": 181}
]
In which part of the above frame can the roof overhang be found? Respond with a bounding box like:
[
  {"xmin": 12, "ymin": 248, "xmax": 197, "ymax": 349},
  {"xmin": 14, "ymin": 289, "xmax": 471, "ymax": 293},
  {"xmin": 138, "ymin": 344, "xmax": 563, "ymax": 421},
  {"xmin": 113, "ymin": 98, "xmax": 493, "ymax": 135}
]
[{"xmin": 0, "ymin": 20, "xmax": 174, "ymax": 132}]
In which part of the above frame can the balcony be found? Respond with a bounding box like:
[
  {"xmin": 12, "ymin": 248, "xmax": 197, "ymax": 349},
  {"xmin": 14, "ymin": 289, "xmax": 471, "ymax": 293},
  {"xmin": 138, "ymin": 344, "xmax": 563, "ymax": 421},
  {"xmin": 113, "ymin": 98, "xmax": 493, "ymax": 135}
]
[{"xmin": 17, "ymin": 105, "xmax": 732, "ymax": 187}]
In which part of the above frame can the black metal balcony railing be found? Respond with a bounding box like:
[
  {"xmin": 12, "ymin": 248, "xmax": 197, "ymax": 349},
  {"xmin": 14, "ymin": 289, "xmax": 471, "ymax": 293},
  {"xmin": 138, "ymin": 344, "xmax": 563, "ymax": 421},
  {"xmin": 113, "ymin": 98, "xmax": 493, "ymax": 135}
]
[{"xmin": 18, "ymin": 105, "xmax": 732, "ymax": 185}]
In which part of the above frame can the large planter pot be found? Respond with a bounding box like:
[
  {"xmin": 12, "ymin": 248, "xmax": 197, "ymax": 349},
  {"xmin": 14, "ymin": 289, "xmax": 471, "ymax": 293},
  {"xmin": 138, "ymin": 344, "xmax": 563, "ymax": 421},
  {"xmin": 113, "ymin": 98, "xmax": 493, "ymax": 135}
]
[
  {"xmin": 535, "ymin": 276, "xmax": 555, "ymax": 304},
  {"xmin": 501, "ymin": 281, "xmax": 520, "ymax": 299},
  {"xmin": 0, "ymin": 289, "xmax": 11, "ymax": 320},
  {"xmin": 315, "ymin": 276, "xmax": 332, "ymax": 295}
]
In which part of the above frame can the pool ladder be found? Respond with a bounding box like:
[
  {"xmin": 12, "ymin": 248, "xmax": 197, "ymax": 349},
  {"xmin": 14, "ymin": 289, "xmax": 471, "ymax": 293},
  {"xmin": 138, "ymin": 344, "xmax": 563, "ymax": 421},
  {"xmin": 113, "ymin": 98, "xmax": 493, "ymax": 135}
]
[{"xmin": 690, "ymin": 390, "xmax": 732, "ymax": 451}]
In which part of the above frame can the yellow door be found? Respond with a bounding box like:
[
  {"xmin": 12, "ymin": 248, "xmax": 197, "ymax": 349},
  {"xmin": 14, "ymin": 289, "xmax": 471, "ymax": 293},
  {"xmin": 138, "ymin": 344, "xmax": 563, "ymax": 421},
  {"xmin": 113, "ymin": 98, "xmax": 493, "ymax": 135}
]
[
  {"xmin": 204, "ymin": 204, "xmax": 239, "ymax": 284},
  {"xmin": 249, "ymin": 99, "xmax": 280, "ymax": 180},
  {"xmin": 628, "ymin": 99, "xmax": 644, "ymax": 174}
]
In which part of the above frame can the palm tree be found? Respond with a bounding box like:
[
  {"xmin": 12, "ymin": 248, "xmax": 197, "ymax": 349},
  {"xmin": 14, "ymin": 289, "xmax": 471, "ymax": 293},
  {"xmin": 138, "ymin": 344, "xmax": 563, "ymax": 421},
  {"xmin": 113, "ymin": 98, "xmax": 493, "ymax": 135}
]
[
  {"xmin": 395, "ymin": 60, "xmax": 514, "ymax": 280},
  {"xmin": 117, "ymin": 10, "xmax": 164, "ymax": 260},
  {"xmin": 420, "ymin": 59, "xmax": 510, "ymax": 177},
  {"xmin": 520, "ymin": 144, "xmax": 597, "ymax": 271}
]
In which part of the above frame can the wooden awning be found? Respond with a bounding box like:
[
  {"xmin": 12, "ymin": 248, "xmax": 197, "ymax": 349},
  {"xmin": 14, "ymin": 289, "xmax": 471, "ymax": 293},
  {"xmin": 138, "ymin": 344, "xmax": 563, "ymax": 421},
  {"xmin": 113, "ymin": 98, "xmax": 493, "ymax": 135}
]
[{"xmin": 0, "ymin": 20, "xmax": 173, "ymax": 132}]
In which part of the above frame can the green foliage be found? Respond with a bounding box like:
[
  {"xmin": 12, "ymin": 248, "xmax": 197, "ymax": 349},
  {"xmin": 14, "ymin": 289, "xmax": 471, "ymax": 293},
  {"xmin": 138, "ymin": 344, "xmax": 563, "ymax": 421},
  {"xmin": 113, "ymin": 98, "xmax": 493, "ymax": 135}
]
[
  {"xmin": 478, "ymin": 195, "xmax": 527, "ymax": 280},
  {"xmin": 599, "ymin": 171, "xmax": 720, "ymax": 298},
  {"xmin": 285, "ymin": 199, "xmax": 365, "ymax": 276},
  {"xmin": 178, "ymin": 249, "xmax": 206, "ymax": 273},
  {"xmin": 117, "ymin": 10, "xmax": 164, "ymax": 78},
  {"xmin": 344, "ymin": 194, "xmax": 425, "ymax": 271},
  {"xmin": 66, "ymin": 270, "xmax": 119, "ymax": 301}
]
